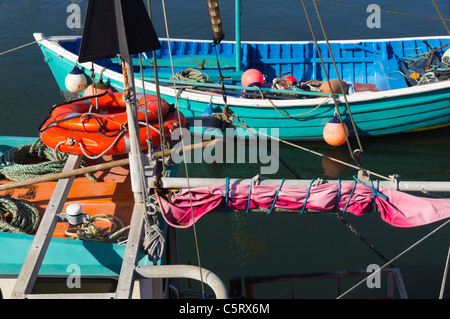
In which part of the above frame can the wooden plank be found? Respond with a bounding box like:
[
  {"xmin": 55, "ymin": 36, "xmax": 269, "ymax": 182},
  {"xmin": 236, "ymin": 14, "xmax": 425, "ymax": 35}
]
[{"xmin": 10, "ymin": 155, "xmax": 83, "ymax": 299}]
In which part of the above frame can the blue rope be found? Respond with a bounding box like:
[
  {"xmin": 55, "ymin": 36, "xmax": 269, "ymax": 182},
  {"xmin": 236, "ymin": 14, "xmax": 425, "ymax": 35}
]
[
  {"xmin": 352, "ymin": 176, "xmax": 387, "ymax": 212},
  {"xmin": 246, "ymin": 180, "xmax": 253, "ymax": 214},
  {"xmin": 268, "ymin": 178, "xmax": 285, "ymax": 214},
  {"xmin": 224, "ymin": 177, "xmax": 229, "ymax": 215},
  {"xmin": 300, "ymin": 178, "xmax": 315, "ymax": 214},
  {"xmin": 342, "ymin": 180, "xmax": 357, "ymax": 214}
]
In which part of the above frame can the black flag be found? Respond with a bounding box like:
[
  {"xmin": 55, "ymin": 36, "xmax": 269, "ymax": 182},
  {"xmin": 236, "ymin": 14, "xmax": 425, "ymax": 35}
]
[{"xmin": 78, "ymin": 0, "xmax": 161, "ymax": 63}]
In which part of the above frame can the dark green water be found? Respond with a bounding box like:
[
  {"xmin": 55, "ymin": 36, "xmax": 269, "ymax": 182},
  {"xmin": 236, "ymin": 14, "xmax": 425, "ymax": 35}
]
[{"xmin": 0, "ymin": 0, "xmax": 449, "ymax": 299}]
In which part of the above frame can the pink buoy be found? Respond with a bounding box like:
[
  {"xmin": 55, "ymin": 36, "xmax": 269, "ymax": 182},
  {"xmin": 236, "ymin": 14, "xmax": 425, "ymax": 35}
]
[
  {"xmin": 241, "ymin": 69, "xmax": 264, "ymax": 87},
  {"xmin": 283, "ymin": 75, "xmax": 297, "ymax": 85}
]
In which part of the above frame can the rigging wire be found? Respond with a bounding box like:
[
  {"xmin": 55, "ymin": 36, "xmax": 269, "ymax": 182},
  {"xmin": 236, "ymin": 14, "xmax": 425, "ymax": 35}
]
[
  {"xmin": 309, "ymin": 0, "xmax": 450, "ymax": 22},
  {"xmin": 431, "ymin": 0, "xmax": 450, "ymax": 35},
  {"xmin": 300, "ymin": 0, "xmax": 365, "ymax": 170},
  {"xmin": 440, "ymin": 245, "xmax": 450, "ymax": 299},
  {"xmin": 232, "ymin": 114, "xmax": 392, "ymax": 182},
  {"xmin": 337, "ymin": 217, "xmax": 450, "ymax": 299},
  {"xmin": 158, "ymin": 0, "xmax": 206, "ymax": 297}
]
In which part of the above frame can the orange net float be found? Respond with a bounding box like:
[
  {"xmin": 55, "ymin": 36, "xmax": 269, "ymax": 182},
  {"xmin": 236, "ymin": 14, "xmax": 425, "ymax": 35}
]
[
  {"xmin": 49, "ymin": 92, "xmax": 171, "ymax": 132},
  {"xmin": 323, "ymin": 114, "xmax": 349, "ymax": 146}
]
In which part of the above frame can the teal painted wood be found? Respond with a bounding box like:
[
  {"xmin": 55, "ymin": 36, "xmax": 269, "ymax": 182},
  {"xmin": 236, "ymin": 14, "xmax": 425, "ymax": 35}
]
[
  {"xmin": 0, "ymin": 136, "xmax": 37, "ymax": 155},
  {"xmin": 35, "ymin": 34, "xmax": 450, "ymax": 141},
  {"xmin": 0, "ymin": 135, "xmax": 168, "ymax": 277},
  {"xmin": 0, "ymin": 232, "xmax": 151, "ymax": 276}
]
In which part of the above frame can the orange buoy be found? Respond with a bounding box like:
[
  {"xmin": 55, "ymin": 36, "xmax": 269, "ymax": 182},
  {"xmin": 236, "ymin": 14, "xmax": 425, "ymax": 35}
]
[
  {"xmin": 323, "ymin": 114, "xmax": 349, "ymax": 146},
  {"xmin": 83, "ymin": 81, "xmax": 117, "ymax": 97},
  {"xmin": 320, "ymin": 79, "xmax": 348, "ymax": 94},
  {"xmin": 49, "ymin": 92, "xmax": 171, "ymax": 132},
  {"xmin": 241, "ymin": 69, "xmax": 264, "ymax": 87}
]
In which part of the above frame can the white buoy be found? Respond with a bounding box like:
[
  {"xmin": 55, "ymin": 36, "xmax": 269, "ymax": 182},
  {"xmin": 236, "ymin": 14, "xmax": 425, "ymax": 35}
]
[
  {"xmin": 442, "ymin": 48, "xmax": 450, "ymax": 66},
  {"xmin": 65, "ymin": 66, "xmax": 88, "ymax": 93}
]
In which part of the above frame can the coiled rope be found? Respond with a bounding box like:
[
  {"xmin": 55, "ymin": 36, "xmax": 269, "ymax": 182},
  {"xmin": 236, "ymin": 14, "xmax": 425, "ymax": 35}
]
[
  {"xmin": 0, "ymin": 196, "xmax": 40, "ymax": 234},
  {"xmin": 0, "ymin": 139, "xmax": 68, "ymax": 181},
  {"xmin": 0, "ymin": 138, "xmax": 96, "ymax": 182},
  {"xmin": 171, "ymin": 68, "xmax": 209, "ymax": 83},
  {"xmin": 65, "ymin": 214, "xmax": 130, "ymax": 243},
  {"xmin": 0, "ymin": 138, "xmax": 98, "ymax": 234}
]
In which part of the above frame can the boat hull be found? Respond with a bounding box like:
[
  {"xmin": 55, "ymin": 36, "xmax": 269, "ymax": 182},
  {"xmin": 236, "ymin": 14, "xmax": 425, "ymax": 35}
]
[
  {"xmin": 33, "ymin": 33, "xmax": 450, "ymax": 141},
  {"xmin": 0, "ymin": 136, "xmax": 167, "ymax": 293}
]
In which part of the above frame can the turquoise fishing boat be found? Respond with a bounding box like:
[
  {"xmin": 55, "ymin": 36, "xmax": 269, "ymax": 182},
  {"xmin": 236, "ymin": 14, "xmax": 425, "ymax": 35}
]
[
  {"xmin": 33, "ymin": 32, "xmax": 450, "ymax": 142},
  {"xmin": 0, "ymin": 0, "xmax": 230, "ymax": 299},
  {"xmin": 3, "ymin": 0, "xmax": 450, "ymax": 301}
]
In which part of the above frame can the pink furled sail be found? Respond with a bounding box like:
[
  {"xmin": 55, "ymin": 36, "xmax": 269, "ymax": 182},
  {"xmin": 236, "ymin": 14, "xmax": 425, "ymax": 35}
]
[{"xmin": 154, "ymin": 180, "xmax": 450, "ymax": 229}]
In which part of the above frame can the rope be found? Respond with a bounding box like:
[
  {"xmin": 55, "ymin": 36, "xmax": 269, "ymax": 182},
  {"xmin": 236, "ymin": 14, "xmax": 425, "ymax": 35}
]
[
  {"xmin": 440, "ymin": 245, "xmax": 450, "ymax": 299},
  {"xmin": 301, "ymin": 178, "xmax": 315, "ymax": 214},
  {"xmin": 171, "ymin": 68, "xmax": 209, "ymax": 83},
  {"xmin": 431, "ymin": 0, "xmax": 450, "ymax": 35},
  {"xmin": 160, "ymin": 0, "xmax": 206, "ymax": 296},
  {"xmin": 0, "ymin": 40, "xmax": 38, "ymax": 56},
  {"xmin": 224, "ymin": 177, "xmax": 229, "ymax": 215},
  {"xmin": 0, "ymin": 138, "xmax": 97, "ymax": 182},
  {"xmin": 337, "ymin": 217, "xmax": 450, "ymax": 299},
  {"xmin": 0, "ymin": 196, "xmax": 40, "ymax": 234},
  {"xmin": 65, "ymin": 214, "xmax": 130, "ymax": 243},
  {"xmin": 268, "ymin": 178, "xmax": 285, "ymax": 214},
  {"xmin": 231, "ymin": 107, "xmax": 305, "ymax": 179},
  {"xmin": 78, "ymin": 130, "xmax": 125, "ymax": 160},
  {"xmin": 138, "ymin": 53, "xmax": 154, "ymax": 154},
  {"xmin": 255, "ymin": 86, "xmax": 330, "ymax": 118},
  {"xmin": 245, "ymin": 179, "xmax": 253, "ymax": 214},
  {"xmin": 0, "ymin": 139, "xmax": 65, "ymax": 181},
  {"xmin": 143, "ymin": 194, "xmax": 166, "ymax": 263},
  {"xmin": 307, "ymin": 0, "xmax": 450, "ymax": 22},
  {"xmin": 138, "ymin": 0, "xmax": 172, "ymax": 265},
  {"xmin": 300, "ymin": 0, "xmax": 365, "ymax": 169},
  {"xmin": 231, "ymin": 120, "xmax": 392, "ymax": 181},
  {"xmin": 0, "ymin": 38, "xmax": 63, "ymax": 57}
]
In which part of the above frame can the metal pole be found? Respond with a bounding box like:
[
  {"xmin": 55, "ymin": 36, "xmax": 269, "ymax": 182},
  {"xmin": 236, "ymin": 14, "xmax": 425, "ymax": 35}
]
[
  {"xmin": 135, "ymin": 265, "xmax": 229, "ymax": 299},
  {"xmin": 235, "ymin": 0, "xmax": 241, "ymax": 71},
  {"xmin": 113, "ymin": 0, "xmax": 147, "ymax": 203},
  {"xmin": 153, "ymin": 177, "xmax": 450, "ymax": 193}
]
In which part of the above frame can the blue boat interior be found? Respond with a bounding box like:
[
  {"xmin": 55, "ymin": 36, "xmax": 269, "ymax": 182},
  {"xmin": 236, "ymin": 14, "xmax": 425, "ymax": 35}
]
[{"xmin": 60, "ymin": 37, "xmax": 450, "ymax": 93}]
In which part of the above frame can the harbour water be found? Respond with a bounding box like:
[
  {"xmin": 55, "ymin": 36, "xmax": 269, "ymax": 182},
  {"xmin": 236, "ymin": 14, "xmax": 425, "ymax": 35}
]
[{"xmin": 1, "ymin": 0, "xmax": 449, "ymax": 299}]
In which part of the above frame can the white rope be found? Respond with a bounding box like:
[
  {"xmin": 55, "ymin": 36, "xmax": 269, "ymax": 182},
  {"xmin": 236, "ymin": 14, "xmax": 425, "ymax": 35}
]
[
  {"xmin": 337, "ymin": 218, "xmax": 450, "ymax": 299},
  {"xmin": 78, "ymin": 130, "xmax": 125, "ymax": 160},
  {"xmin": 0, "ymin": 38, "xmax": 62, "ymax": 57},
  {"xmin": 231, "ymin": 121, "xmax": 392, "ymax": 181},
  {"xmin": 160, "ymin": 0, "xmax": 206, "ymax": 296},
  {"xmin": 0, "ymin": 40, "xmax": 38, "ymax": 56},
  {"xmin": 439, "ymin": 245, "xmax": 450, "ymax": 299}
]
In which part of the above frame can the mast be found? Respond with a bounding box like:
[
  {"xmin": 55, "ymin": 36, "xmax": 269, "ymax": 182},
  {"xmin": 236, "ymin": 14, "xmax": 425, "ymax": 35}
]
[
  {"xmin": 235, "ymin": 0, "xmax": 241, "ymax": 72},
  {"xmin": 113, "ymin": 0, "xmax": 144, "ymax": 201},
  {"xmin": 78, "ymin": 0, "xmax": 161, "ymax": 202}
]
